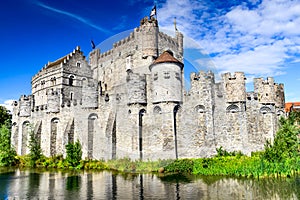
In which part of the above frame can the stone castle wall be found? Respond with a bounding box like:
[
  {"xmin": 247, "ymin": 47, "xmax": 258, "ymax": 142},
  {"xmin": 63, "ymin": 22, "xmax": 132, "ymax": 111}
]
[{"xmin": 11, "ymin": 16, "xmax": 285, "ymax": 160}]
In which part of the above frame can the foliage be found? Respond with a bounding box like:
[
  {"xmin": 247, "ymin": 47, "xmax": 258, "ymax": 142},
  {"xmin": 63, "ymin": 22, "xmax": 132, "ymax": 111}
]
[
  {"xmin": 65, "ymin": 140, "xmax": 82, "ymax": 168},
  {"xmin": 263, "ymin": 116, "xmax": 300, "ymax": 163},
  {"xmin": 216, "ymin": 146, "xmax": 243, "ymax": 158},
  {"xmin": 0, "ymin": 105, "xmax": 11, "ymax": 126},
  {"xmin": 81, "ymin": 160, "xmax": 108, "ymax": 170},
  {"xmin": 0, "ymin": 122, "xmax": 17, "ymax": 166},
  {"xmin": 164, "ymin": 159, "xmax": 194, "ymax": 173},
  {"xmin": 41, "ymin": 154, "xmax": 66, "ymax": 168},
  {"xmin": 28, "ymin": 125, "xmax": 43, "ymax": 167}
]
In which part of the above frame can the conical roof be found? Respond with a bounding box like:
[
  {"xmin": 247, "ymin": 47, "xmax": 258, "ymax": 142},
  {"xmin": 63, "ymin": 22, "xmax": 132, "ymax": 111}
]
[{"xmin": 153, "ymin": 50, "xmax": 182, "ymax": 65}]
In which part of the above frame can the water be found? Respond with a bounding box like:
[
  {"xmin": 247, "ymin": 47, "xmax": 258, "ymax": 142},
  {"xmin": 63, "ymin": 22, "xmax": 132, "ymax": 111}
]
[{"xmin": 0, "ymin": 168, "xmax": 299, "ymax": 199}]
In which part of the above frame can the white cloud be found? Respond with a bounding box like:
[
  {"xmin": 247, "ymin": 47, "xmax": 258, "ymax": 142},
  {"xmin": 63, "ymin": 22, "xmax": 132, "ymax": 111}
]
[
  {"xmin": 157, "ymin": 0, "xmax": 300, "ymax": 77},
  {"xmin": 0, "ymin": 99, "xmax": 14, "ymax": 113}
]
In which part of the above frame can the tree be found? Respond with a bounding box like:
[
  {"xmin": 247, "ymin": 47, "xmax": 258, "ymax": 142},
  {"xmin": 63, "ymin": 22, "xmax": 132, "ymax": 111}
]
[
  {"xmin": 0, "ymin": 122, "xmax": 16, "ymax": 166},
  {"xmin": 0, "ymin": 105, "xmax": 11, "ymax": 126},
  {"xmin": 263, "ymin": 116, "xmax": 300, "ymax": 163},
  {"xmin": 65, "ymin": 140, "xmax": 82, "ymax": 168},
  {"xmin": 28, "ymin": 126, "xmax": 43, "ymax": 167}
]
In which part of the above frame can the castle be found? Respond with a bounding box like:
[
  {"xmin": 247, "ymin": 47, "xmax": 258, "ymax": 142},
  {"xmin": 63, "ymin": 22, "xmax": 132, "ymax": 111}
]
[{"xmin": 11, "ymin": 16, "xmax": 285, "ymax": 160}]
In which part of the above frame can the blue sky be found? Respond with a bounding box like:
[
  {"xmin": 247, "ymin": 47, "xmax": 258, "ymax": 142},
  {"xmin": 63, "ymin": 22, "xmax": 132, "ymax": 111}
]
[{"xmin": 1, "ymin": 0, "xmax": 300, "ymax": 110}]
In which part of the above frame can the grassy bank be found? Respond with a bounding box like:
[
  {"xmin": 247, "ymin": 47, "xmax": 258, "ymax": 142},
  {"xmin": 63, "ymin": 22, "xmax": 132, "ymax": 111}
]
[
  {"xmin": 164, "ymin": 156, "xmax": 300, "ymax": 178},
  {"xmin": 13, "ymin": 154, "xmax": 300, "ymax": 178}
]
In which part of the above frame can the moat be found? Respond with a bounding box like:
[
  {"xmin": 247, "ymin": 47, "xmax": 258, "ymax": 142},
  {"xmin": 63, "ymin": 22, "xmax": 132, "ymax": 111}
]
[{"xmin": 1, "ymin": 168, "xmax": 299, "ymax": 199}]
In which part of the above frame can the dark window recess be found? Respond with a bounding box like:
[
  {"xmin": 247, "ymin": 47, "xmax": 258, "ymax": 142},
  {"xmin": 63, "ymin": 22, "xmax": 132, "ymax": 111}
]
[{"xmin": 164, "ymin": 72, "xmax": 170, "ymax": 79}]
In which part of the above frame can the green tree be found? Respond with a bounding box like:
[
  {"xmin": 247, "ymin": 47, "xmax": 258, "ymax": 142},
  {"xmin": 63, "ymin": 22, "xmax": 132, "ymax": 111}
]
[
  {"xmin": 263, "ymin": 116, "xmax": 300, "ymax": 163},
  {"xmin": 0, "ymin": 105, "xmax": 11, "ymax": 126},
  {"xmin": 28, "ymin": 125, "xmax": 42, "ymax": 167},
  {"xmin": 65, "ymin": 140, "xmax": 82, "ymax": 168},
  {"xmin": 0, "ymin": 122, "xmax": 16, "ymax": 166}
]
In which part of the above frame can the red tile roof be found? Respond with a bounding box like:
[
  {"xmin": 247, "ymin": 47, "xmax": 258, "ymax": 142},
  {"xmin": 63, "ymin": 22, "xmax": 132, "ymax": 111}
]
[
  {"xmin": 285, "ymin": 102, "xmax": 300, "ymax": 112},
  {"xmin": 153, "ymin": 50, "xmax": 182, "ymax": 65}
]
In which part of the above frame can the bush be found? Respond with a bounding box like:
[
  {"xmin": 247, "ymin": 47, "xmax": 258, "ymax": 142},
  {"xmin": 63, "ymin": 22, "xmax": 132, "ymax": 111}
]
[
  {"xmin": 28, "ymin": 126, "xmax": 43, "ymax": 167},
  {"xmin": 0, "ymin": 122, "xmax": 16, "ymax": 166},
  {"xmin": 263, "ymin": 116, "xmax": 300, "ymax": 163},
  {"xmin": 164, "ymin": 159, "xmax": 194, "ymax": 173},
  {"xmin": 65, "ymin": 140, "xmax": 82, "ymax": 168}
]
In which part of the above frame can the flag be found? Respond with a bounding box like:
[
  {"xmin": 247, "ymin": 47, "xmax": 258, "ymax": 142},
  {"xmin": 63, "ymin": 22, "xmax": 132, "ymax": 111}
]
[
  {"xmin": 91, "ymin": 40, "xmax": 95, "ymax": 49},
  {"xmin": 150, "ymin": 5, "xmax": 156, "ymax": 17}
]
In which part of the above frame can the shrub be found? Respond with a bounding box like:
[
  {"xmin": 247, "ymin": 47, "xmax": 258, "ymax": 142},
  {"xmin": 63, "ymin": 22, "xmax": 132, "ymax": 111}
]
[
  {"xmin": 28, "ymin": 126, "xmax": 43, "ymax": 167},
  {"xmin": 0, "ymin": 122, "xmax": 17, "ymax": 166},
  {"xmin": 263, "ymin": 116, "xmax": 299, "ymax": 163},
  {"xmin": 65, "ymin": 140, "xmax": 82, "ymax": 168},
  {"xmin": 164, "ymin": 159, "xmax": 194, "ymax": 173}
]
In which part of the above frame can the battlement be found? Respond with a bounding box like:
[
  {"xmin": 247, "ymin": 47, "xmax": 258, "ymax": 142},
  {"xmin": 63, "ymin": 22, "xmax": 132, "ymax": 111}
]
[
  {"xmin": 19, "ymin": 95, "xmax": 32, "ymax": 102},
  {"xmin": 222, "ymin": 72, "xmax": 246, "ymax": 103},
  {"xmin": 222, "ymin": 72, "xmax": 246, "ymax": 81},
  {"xmin": 139, "ymin": 16, "xmax": 158, "ymax": 27},
  {"xmin": 113, "ymin": 32, "xmax": 135, "ymax": 49},
  {"xmin": 190, "ymin": 70, "xmax": 214, "ymax": 82},
  {"xmin": 246, "ymin": 92, "xmax": 258, "ymax": 101},
  {"xmin": 158, "ymin": 32, "xmax": 178, "ymax": 47},
  {"xmin": 254, "ymin": 77, "xmax": 275, "ymax": 87}
]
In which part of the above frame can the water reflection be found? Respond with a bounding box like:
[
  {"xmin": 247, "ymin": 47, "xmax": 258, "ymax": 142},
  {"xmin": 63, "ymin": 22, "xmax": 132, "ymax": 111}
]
[{"xmin": 0, "ymin": 168, "xmax": 299, "ymax": 199}]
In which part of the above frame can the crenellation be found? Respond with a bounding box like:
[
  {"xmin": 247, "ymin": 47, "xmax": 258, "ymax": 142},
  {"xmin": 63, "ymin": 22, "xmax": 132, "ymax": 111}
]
[
  {"xmin": 12, "ymin": 15, "xmax": 285, "ymax": 160},
  {"xmin": 222, "ymin": 72, "xmax": 246, "ymax": 103}
]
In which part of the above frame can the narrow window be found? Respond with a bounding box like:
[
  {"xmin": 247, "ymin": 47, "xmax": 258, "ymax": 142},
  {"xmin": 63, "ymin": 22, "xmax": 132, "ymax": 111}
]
[
  {"xmin": 164, "ymin": 71, "xmax": 170, "ymax": 79},
  {"xmin": 69, "ymin": 75, "xmax": 74, "ymax": 86},
  {"xmin": 153, "ymin": 72, "xmax": 158, "ymax": 80}
]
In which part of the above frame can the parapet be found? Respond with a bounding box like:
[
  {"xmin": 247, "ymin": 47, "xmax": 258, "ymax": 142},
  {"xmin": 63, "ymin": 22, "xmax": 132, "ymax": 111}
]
[
  {"xmin": 222, "ymin": 72, "xmax": 246, "ymax": 103},
  {"xmin": 222, "ymin": 72, "xmax": 246, "ymax": 81}
]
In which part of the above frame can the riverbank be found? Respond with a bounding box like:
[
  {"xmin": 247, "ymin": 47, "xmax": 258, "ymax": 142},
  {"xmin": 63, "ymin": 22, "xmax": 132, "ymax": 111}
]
[{"xmin": 14, "ymin": 153, "xmax": 300, "ymax": 178}]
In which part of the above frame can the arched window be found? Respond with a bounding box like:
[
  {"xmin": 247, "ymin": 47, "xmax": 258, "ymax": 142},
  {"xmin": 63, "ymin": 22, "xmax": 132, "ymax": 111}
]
[
  {"xmin": 276, "ymin": 110, "xmax": 284, "ymax": 116},
  {"xmin": 50, "ymin": 118, "xmax": 59, "ymax": 156},
  {"xmin": 21, "ymin": 121, "xmax": 30, "ymax": 155},
  {"xmin": 173, "ymin": 105, "xmax": 181, "ymax": 159},
  {"xmin": 69, "ymin": 75, "xmax": 75, "ymax": 86},
  {"xmin": 260, "ymin": 106, "xmax": 271, "ymax": 114},
  {"xmin": 88, "ymin": 113, "xmax": 98, "ymax": 159},
  {"xmin": 138, "ymin": 109, "xmax": 146, "ymax": 159},
  {"xmin": 226, "ymin": 104, "xmax": 239, "ymax": 113},
  {"xmin": 195, "ymin": 105, "xmax": 205, "ymax": 113},
  {"xmin": 153, "ymin": 106, "xmax": 162, "ymax": 114}
]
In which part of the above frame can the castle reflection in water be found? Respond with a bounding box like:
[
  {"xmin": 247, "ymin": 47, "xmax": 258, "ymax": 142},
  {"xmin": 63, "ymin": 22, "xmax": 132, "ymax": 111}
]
[{"xmin": 1, "ymin": 169, "xmax": 299, "ymax": 199}]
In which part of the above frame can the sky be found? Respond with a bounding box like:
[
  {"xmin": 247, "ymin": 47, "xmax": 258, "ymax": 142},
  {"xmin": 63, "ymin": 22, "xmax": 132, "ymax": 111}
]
[{"xmin": 1, "ymin": 0, "xmax": 300, "ymax": 111}]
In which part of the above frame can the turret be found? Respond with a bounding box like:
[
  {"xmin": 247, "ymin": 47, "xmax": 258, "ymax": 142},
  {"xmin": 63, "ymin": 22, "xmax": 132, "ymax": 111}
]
[
  {"xmin": 222, "ymin": 72, "xmax": 246, "ymax": 103},
  {"xmin": 150, "ymin": 50, "xmax": 183, "ymax": 103},
  {"xmin": 19, "ymin": 95, "xmax": 32, "ymax": 117},
  {"xmin": 254, "ymin": 77, "xmax": 276, "ymax": 104},
  {"xmin": 137, "ymin": 16, "xmax": 158, "ymax": 58}
]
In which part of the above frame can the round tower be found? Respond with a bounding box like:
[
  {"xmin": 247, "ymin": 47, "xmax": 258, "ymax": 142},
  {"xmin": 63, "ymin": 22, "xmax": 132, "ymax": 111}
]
[{"xmin": 149, "ymin": 50, "xmax": 183, "ymax": 103}]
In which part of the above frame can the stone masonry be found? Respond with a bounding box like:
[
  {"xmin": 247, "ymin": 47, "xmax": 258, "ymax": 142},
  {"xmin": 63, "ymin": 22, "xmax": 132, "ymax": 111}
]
[{"xmin": 11, "ymin": 16, "xmax": 285, "ymax": 160}]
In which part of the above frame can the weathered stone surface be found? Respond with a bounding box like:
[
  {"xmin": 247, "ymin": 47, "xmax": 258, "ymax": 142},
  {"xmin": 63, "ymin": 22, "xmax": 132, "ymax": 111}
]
[{"xmin": 11, "ymin": 16, "xmax": 285, "ymax": 160}]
